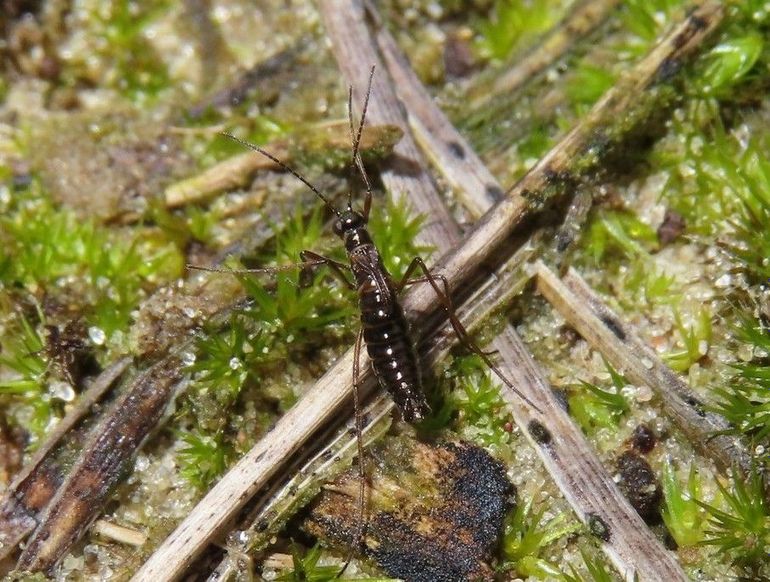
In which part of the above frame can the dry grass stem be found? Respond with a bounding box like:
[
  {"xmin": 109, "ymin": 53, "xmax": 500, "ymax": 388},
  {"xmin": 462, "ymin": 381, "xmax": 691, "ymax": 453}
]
[
  {"xmin": 470, "ymin": 0, "xmax": 622, "ymax": 107},
  {"xmin": 0, "ymin": 357, "xmax": 131, "ymax": 562},
  {"xmin": 536, "ymin": 263, "xmax": 750, "ymax": 474}
]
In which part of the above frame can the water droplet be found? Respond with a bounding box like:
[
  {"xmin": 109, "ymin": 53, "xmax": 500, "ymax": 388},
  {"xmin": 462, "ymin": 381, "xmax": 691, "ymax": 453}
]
[
  {"xmin": 755, "ymin": 445, "xmax": 766, "ymax": 456},
  {"xmin": 641, "ymin": 357, "xmax": 654, "ymax": 370},
  {"xmin": 88, "ymin": 326, "xmax": 106, "ymax": 346},
  {"xmin": 182, "ymin": 352, "xmax": 196, "ymax": 366},
  {"xmin": 50, "ymin": 381, "xmax": 75, "ymax": 402},
  {"xmin": 636, "ymin": 385, "xmax": 654, "ymax": 402},
  {"xmin": 135, "ymin": 455, "xmax": 150, "ymax": 472},
  {"xmin": 182, "ymin": 306, "xmax": 197, "ymax": 319},
  {"xmin": 229, "ymin": 357, "xmax": 242, "ymax": 370}
]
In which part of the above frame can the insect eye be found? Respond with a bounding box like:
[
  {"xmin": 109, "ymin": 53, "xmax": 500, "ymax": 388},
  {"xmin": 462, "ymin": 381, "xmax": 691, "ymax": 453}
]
[{"xmin": 333, "ymin": 219, "xmax": 344, "ymax": 236}]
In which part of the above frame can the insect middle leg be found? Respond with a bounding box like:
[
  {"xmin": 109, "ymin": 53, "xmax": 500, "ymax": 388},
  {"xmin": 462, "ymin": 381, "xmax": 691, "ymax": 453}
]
[
  {"xmin": 300, "ymin": 250, "xmax": 370, "ymax": 568},
  {"xmin": 397, "ymin": 257, "xmax": 541, "ymax": 412}
]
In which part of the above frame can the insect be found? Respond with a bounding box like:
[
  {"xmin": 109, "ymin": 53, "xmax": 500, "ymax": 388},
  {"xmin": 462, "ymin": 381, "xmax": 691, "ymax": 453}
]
[{"xmin": 196, "ymin": 66, "xmax": 538, "ymax": 564}]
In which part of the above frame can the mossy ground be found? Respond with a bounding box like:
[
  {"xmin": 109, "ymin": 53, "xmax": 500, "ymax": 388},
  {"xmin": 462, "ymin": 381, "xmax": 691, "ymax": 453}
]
[{"xmin": 1, "ymin": 1, "xmax": 769, "ymax": 580}]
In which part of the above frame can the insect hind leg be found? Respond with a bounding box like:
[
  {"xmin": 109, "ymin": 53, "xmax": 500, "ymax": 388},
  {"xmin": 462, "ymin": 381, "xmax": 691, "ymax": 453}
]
[
  {"xmin": 397, "ymin": 257, "xmax": 542, "ymax": 413},
  {"xmin": 337, "ymin": 328, "xmax": 368, "ymax": 577}
]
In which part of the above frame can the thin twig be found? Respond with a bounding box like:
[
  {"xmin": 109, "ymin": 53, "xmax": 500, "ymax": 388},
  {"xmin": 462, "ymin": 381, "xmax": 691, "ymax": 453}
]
[
  {"xmin": 132, "ymin": 3, "xmax": 724, "ymax": 580},
  {"xmin": 536, "ymin": 263, "xmax": 750, "ymax": 474},
  {"xmin": 164, "ymin": 147, "xmax": 287, "ymax": 208},
  {"xmin": 469, "ymin": 0, "xmax": 622, "ymax": 108}
]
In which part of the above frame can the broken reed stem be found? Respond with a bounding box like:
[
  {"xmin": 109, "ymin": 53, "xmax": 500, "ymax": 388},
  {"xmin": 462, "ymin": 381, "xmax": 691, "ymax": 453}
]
[
  {"xmin": 164, "ymin": 148, "xmax": 286, "ymax": 208},
  {"xmin": 9, "ymin": 357, "xmax": 131, "ymax": 490},
  {"xmin": 133, "ymin": 2, "xmax": 724, "ymax": 580},
  {"xmin": 0, "ymin": 357, "xmax": 131, "ymax": 562},
  {"xmin": 469, "ymin": 0, "xmax": 622, "ymax": 108},
  {"xmin": 164, "ymin": 121, "xmax": 401, "ymax": 208},
  {"xmin": 536, "ymin": 263, "xmax": 750, "ymax": 474},
  {"xmin": 373, "ymin": 5, "xmax": 691, "ymax": 579}
]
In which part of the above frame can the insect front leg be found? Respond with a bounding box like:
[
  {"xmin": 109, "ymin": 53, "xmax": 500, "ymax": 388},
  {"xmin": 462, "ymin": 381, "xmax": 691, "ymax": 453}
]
[
  {"xmin": 298, "ymin": 250, "xmax": 356, "ymax": 290},
  {"xmin": 397, "ymin": 257, "xmax": 542, "ymax": 413}
]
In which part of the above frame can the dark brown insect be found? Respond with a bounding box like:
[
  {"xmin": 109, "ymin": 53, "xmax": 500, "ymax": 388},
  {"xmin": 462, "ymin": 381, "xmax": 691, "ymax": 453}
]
[
  {"xmin": 218, "ymin": 67, "xmax": 537, "ymax": 424},
  {"xmin": 199, "ymin": 66, "xmax": 538, "ymax": 566},
  {"xmin": 219, "ymin": 67, "xmax": 434, "ymax": 423}
]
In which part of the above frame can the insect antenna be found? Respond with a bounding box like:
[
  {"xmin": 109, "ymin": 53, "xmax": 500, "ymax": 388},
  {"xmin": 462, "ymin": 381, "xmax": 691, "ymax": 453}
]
[
  {"xmin": 347, "ymin": 66, "xmax": 375, "ymax": 220},
  {"xmin": 220, "ymin": 132, "xmax": 342, "ymax": 217}
]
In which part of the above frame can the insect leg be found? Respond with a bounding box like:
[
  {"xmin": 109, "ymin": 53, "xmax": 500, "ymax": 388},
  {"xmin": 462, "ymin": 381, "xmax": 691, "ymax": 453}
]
[
  {"xmin": 339, "ymin": 328, "xmax": 367, "ymax": 576},
  {"xmin": 298, "ymin": 250, "xmax": 356, "ymax": 290},
  {"xmin": 186, "ymin": 261, "xmax": 327, "ymax": 276},
  {"xmin": 398, "ymin": 257, "xmax": 542, "ymax": 413},
  {"xmin": 189, "ymin": 253, "xmax": 354, "ymax": 289}
]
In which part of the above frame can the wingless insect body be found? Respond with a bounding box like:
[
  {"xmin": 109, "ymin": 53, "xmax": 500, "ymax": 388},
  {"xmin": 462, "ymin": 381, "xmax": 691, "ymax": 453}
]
[{"xmin": 334, "ymin": 205, "xmax": 428, "ymax": 421}]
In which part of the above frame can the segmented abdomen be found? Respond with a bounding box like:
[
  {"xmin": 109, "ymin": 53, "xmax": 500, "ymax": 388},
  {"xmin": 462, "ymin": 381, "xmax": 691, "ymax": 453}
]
[{"xmin": 358, "ymin": 279, "xmax": 429, "ymax": 422}]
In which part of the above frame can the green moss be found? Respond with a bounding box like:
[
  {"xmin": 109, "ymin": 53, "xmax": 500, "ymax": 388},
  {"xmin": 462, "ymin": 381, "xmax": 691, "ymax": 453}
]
[
  {"xmin": 274, "ymin": 544, "xmax": 341, "ymax": 581},
  {"xmin": 568, "ymin": 360, "xmax": 630, "ymax": 433},
  {"xmin": 0, "ymin": 309, "xmax": 52, "ymax": 445},
  {"xmin": 693, "ymin": 34, "xmax": 764, "ymax": 98},
  {"xmin": 475, "ymin": 0, "xmax": 563, "ymax": 62},
  {"xmin": 63, "ymin": 2, "xmax": 172, "ymax": 104},
  {"xmin": 700, "ymin": 470, "xmax": 770, "ymax": 576},
  {"xmin": 501, "ymin": 498, "xmax": 581, "ymax": 578},
  {"xmin": 0, "ymin": 311, "xmax": 46, "ymax": 395},
  {"xmin": 563, "ymin": 548, "xmax": 620, "ymax": 582},
  {"xmin": 436, "ymin": 355, "xmax": 514, "ymax": 454},
  {"xmin": 663, "ymin": 307, "xmax": 713, "ymax": 373},
  {"xmin": 566, "ymin": 65, "xmax": 617, "ymax": 111},
  {"xmin": 661, "ymin": 463, "xmax": 708, "ymax": 547},
  {"xmin": 658, "ymin": 120, "xmax": 770, "ymax": 283},
  {"xmin": 621, "ymin": 0, "xmax": 687, "ymax": 47},
  {"xmin": 0, "ymin": 175, "xmax": 183, "ymax": 441},
  {"xmin": 0, "ymin": 179, "xmax": 183, "ymax": 342},
  {"xmin": 272, "ymin": 543, "xmax": 397, "ymax": 582},
  {"xmin": 625, "ymin": 263, "xmax": 676, "ymax": 305},
  {"xmin": 583, "ymin": 210, "xmax": 658, "ymax": 263},
  {"xmin": 712, "ymin": 316, "xmax": 770, "ymax": 444},
  {"xmin": 176, "ymin": 429, "xmax": 234, "ymax": 490}
]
